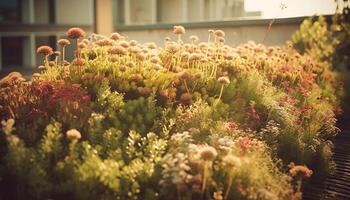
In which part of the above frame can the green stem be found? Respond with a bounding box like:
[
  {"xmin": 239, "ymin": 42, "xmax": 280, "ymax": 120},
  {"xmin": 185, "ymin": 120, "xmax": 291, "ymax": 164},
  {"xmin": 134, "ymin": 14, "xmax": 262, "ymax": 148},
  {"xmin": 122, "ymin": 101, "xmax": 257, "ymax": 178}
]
[
  {"xmin": 215, "ymin": 85, "xmax": 224, "ymax": 106},
  {"xmin": 201, "ymin": 163, "xmax": 207, "ymax": 199},
  {"xmin": 76, "ymin": 39, "xmax": 79, "ymax": 59},
  {"xmin": 45, "ymin": 55, "xmax": 49, "ymax": 67},
  {"xmin": 62, "ymin": 46, "xmax": 65, "ymax": 63},
  {"xmin": 183, "ymin": 80, "xmax": 190, "ymax": 93},
  {"xmin": 224, "ymin": 174, "xmax": 233, "ymax": 200}
]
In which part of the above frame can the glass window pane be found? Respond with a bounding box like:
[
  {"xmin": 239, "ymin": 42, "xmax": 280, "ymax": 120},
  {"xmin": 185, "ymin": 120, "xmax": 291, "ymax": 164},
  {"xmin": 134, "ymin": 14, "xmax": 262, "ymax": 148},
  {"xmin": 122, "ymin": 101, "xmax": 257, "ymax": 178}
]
[
  {"xmin": 1, "ymin": 37, "xmax": 23, "ymax": 68},
  {"xmin": 0, "ymin": 0, "xmax": 20, "ymax": 23}
]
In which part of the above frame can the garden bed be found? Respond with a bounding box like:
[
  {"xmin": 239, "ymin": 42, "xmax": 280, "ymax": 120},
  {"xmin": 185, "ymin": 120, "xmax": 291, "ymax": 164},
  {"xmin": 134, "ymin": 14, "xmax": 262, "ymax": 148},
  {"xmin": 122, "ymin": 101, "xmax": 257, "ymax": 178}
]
[{"xmin": 0, "ymin": 25, "xmax": 342, "ymax": 200}]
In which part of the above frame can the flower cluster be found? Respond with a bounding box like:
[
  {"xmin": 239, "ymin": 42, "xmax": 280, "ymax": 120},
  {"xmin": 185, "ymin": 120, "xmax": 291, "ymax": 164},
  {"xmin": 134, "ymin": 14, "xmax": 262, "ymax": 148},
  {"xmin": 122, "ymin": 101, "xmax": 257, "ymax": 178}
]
[{"xmin": 0, "ymin": 24, "xmax": 342, "ymax": 200}]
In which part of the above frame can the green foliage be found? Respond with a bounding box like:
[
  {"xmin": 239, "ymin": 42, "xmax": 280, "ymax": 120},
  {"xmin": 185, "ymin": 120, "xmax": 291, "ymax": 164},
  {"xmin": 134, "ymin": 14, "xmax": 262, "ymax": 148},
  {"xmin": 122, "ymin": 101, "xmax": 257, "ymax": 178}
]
[{"xmin": 0, "ymin": 25, "xmax": 342, "ymax": 199}]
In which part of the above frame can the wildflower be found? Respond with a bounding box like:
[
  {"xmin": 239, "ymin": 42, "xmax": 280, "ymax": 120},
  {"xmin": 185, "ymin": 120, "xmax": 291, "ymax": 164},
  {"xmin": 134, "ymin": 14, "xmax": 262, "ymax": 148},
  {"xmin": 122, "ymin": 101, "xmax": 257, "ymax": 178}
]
[
  {"xmin": 66, "ymin": 27, "xmax": 85, "ymax": 39},
  {"xmin": 199, "ymin": 146, "xmax": 218, "ymax": 161},
  {"xmin": 1, "ymin": 118, "xmax": 15, "ymax": 135},
  {"xmin": 136, "ymin": 52, "xmax": 146, "ymax": 61},
  {"xmin": 173, "ymin": 25, "xmax": 185, "ymax": 35},
  {"xmin": 146, "ymin": 42, "xmax": 157, "ymax": 49},
  {"xmin": 213, "ymin": 191, "xmax": 224, "ymax": 200},
  {"xmin": 95, "ymin": 38, "xmax": 112, "ymax": 46},
  {"xmin": 181, "ymin": 52, "xmax": 190, "ymax": 59},
  {"xmin": 66, "ymin": 129, "xmax": 81, "ymax": 140},
  {"xmin": 110, "ymin": 32, "xmax": 122, "ymax": 40},
  {"xmin": 129, "ymin": 40, "xmax": 138, "ymax": 46},
  {"xmin": 190, "ymin": 35, "xmax": 199, "ymax": 42},
  {"xmin": 150, "ymin": 56, "xmax": 161, "ymax": 64},
  {"xmin": 138, "ymin": 86, "xmax": 152, "ymax": 96},
  {"xmin": 189, "ymin": 53, "xmax": 201, "ymax": 61},
  {"xmin": 218, "ymin": 76, "xmax": 230, "ymax": 85},
  {"xmin": 57, "ymin": 39, "xmax": 70, "ymax": 62},
  {"xmin": 180, "ymin": 92, "xmax": 192, "ymax": 105},
  {"xmin": 49, "ymin": 61, "xmax": 55, "ymax": 66},
  {"xmin": 120, "ymin": 41, "xmax": 130, "ymax": 48},
  {"xmin": 57, "ymin": 39, "xmax": 71, "ymax": 46},
  {"xmin": 218, "ymin": 37, "xmax": 225, "ymax": 43},
  {"xmin": 238, "ymin": 137, "xmax": 252, "ymax": 151},
  {"xmin": 289, "ymin": 165, "xmax": 313, "ymax": 178},
  {"xmin": 72, "ymin": 59, "xmax": 85, "ymax": 66},
  {"xmin": 177, "ymin": 71, "xmax": 190, "ymax": 80},
  {"xmin": 166, "ymin": 42, "xmax": 180, "ymax": 53},
  {"xmin": 214, "ymin": 30, "xmax": 225, "ymax": 37},
  {"xmin": 36, "ymin": 45, "xmax": 53, "ymax": 55},
  {"xmin": 129, "ymin": 73, "xmax": 143, "ymax": 82},
  {"xmin": 53, "ymin": 51, "xmax": 61, "ymax": 57},
  {"xmin": 38, "ymin": 65, "xmax": 46, "ymax": 70},
  {"xmin": 108, "ymin": 46, "xmax": 127, "ymax": 55},
  {"xmin": 37, "ymin": 45, "xmax": 53, "ymax": 66}
]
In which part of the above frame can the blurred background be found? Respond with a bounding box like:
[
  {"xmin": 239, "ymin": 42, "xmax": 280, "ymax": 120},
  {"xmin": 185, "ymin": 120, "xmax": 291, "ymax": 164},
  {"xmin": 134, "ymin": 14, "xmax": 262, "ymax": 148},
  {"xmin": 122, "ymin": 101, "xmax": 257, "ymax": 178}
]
[{"xmin": 0, "ymin": 0, "xmax": 338, "ymax": 76}]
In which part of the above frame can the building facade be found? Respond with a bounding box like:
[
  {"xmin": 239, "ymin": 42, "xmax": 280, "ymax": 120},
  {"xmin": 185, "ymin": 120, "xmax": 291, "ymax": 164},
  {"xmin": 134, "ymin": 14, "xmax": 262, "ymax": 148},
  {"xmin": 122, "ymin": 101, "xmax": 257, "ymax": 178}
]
[{"xmin": 1, "ymin": 0, "xmax": 306, "ymax": 74}]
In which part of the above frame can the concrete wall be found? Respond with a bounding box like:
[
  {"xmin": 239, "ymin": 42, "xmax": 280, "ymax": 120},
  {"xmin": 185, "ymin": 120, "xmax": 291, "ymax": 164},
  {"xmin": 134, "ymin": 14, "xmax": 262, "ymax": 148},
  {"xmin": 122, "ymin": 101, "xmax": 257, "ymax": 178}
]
[
  {"xmin": 55, "ymin": 0, "xmax": 94, "ymax": 25},
  {"xmin": 34, "ymin": 0, "xmax": 49, "ymax": 24},
  {"xmin": 159, "ymin": 0, "xmax": 185, "ymax": 23},
  {"xmin": 117, "ymin": 20, "xmax": 301, "ymax": 46}
]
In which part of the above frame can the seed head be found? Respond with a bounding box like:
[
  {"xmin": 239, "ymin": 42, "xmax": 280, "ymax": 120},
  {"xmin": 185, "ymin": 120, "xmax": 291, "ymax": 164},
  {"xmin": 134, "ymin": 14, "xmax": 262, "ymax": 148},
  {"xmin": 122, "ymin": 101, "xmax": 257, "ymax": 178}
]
[
  {"xmin": 189, "ymin": 53, "xmax": 201, "ymax": 61},
  {"xmin": 138, "ymin": 86, "xmax": 152, "ymax": 96},
  {"xmin": 53, "ymin": 51, "xmax": 61, "ymax": 57},
  {"xmin": 129, "ymin": 40, "xmax": 138, "ymax": 46},
  {"xmin": 199, "ymin": 146, "xmax": 218, "ymax": 161},
  {"xmin": 66, "ymin": 129, "xmax": 81, "ymax": 140},
  {"xmin": 120, "ymin": 41, "xmax": 130, "ymax": 48},
  {"xmin": 95, "ymin": 39, "xmax": 112, "ymax": 46},
  {"xmin": 146, "ymin": 42, "xmax": 157, "ymax": 49},
  {"xmin": 49, "ymin": 61, "xmax": 55, "ymax": 66},
  {"xmin": 218, "ymin": 37, "xmax": 225, "ymax": 43},
  {"xmin": 66, "ymin": 27, "xmax": 86, "ymax": 39},
  {"xmin": 180, "ymin": 92, "xmax": 192, "ymax": 105},
  {"xmin": 150, "ymin": 56, "xmax": 161, "ymax": 64},
  {"xmin": 218, "ymin": 76, "xmax": 230, "ymax": 85},
  {"xmin": 290, "ymin": 165, "xmax": 313, "ymax": 178},
  {"xmin": 129, "ymin": 73, "xmax": 143, "ymax": 82},
  {"xmin": 214, "ymin": 30, "xmax": 225, "ymax": 37},
  {"xmin": 173, "ymin": 25, "xmax": 186, "ymax": 35},
  {"xmin": 177, "ymin": 71, "xmax": 190, "ymax": 80},
  {"xmin": 189, "ymin": 35, "xmax": 199, "ymax": 42},
  {"xmin": 166, "ymin": 42, "xmax": 180, "ymax": 53},
  {"xmin": 36, "ymin": 45, "xmax": 53, "ymax": 55},
  {"xmin": 38, "ymin": 65, "xmax": 46, "ymax": 70},
  {"xmin": 108, "ymin": 46, "xmax": 127, "ymax": 55},
  {"xmin": 57, "ymin": 39, "xmax": 71, "ymax": 46},
  {"xmin": 136, "ymin": 52, "xmax": 146, "ymax": 61},
  {"xmin": 110, "ymin": 32, "xmax": 122, "ymax": 40}
]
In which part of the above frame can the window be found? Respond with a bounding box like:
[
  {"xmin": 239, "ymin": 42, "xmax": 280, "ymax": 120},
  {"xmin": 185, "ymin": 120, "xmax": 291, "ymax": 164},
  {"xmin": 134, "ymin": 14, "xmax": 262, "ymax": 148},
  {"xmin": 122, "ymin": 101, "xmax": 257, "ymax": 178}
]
[
  {"xmin": 0, "ymin": 0, "xmax": 20, "ymax": 23},
  {"xmin": 112, "ymin": 0, "xmax": 337, "ymax": 26},
  {"xmin": 1, "ymin": 37, "xmax": 23, "ymax": 68}
]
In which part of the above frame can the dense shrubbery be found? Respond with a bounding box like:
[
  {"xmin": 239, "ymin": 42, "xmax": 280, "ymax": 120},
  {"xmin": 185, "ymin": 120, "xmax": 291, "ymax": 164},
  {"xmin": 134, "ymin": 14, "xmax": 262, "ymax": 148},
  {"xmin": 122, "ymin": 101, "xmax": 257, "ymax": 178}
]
[{"xmin": 0, "ymin": 25, "xmax": 342, "ymax": 200}]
